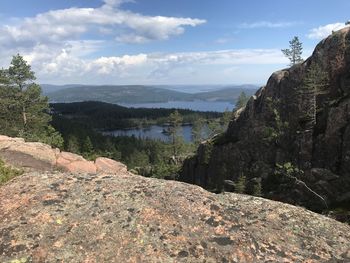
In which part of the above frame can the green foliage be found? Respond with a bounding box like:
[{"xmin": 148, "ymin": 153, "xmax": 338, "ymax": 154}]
[
  {"xmin": 220, "ymin": 108, "xmax": 233, "ymax": 129},
  {"xmin": 275, "ymin": 162, "xmax": 303, "ymax": 177},
  {"xmin": 202, "ymin": 142, "xmax": 213, "ymax": 165},
  {"xmin": 262, "ymin": 126, "xmax": 279, "ymax": 143},
  {"xmin": 252, "ymin": 181, "xmax": 262, "ymax": 197},
  {"xmin": 25, "ymin": 125, "xmax": 64, "ymax": 149},
  {"xmin": 299, "ymin": 62, "xmax": 329, "ymax": 126},
  {"xmin": 8, "ymin": 54, "xmax": 35, "ymax": 88},
  {"xmin": 281, "ymin": 36, "xmax": 303, "ymax": 66},
  {"xmin": 82, "ymin": 136, "xmax": 94, "ymax": 159},
  {"xmin": 235, "ymin": 174, "xmax": 246, "ymax": 194},
  {"xmin": 235, "ymin": 91, "xmax": 249, "ymax": 109},
  {"xmin": 52, "ymin": 101, "xmax": 221, "ymax": 130},
  {"xmin": 262, "ymin": 98, "xmax": 289, "ymax": 144},
  {"xmin": 168, "ymin": 110, "xmax": 184, "ymax": 159},
  {"xmin": 192, "ymin": 117, "xmax": 205, "ymax": 145},
  {"xmin": 50, "ymin": 100, "xmax": 219, "ymax": 179},
  {"xmin": 0, "ymin": 159, "xmax": 22, "ymax": 186},
  {"xmin": 304, "ymin": 62, "xmax": 329, "ymax": 94},
  {"xmin": 66, "ymin": 135, "xmax": 81, "ymax": 153},
  {"xmin": 0, "ymin": 54, "xmax": 63, "ymax": 148},
  {"xmin": 207, "ymin": 119, "xmax": 224, "ymax": 137},
  {"xmin": 275, "ymin": 162, "xmax": 328, "ymax": 209},
  {"xmin": 126, "ymin": 150, "xmax": 149, "ymax": 168},
  {"xmin": 151, "ymin": 163, "xmax": 180, "ymax": 179}
]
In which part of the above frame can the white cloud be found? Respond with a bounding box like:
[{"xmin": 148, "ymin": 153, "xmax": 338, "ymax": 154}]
[
  {"xmin": 0, "ymin": 1, "xmax": 206, "ymax": 49},
  {"xmin": 307, "ymin": 22, "xmax": 349, "ymax": 39},
  {"xmin": 239, "ymin": 21, "xmax": 298, "ymax": 29},
  {"xmin": 21, "ymin": 47, "xmax": 287, "ymax": 84},
  {"xmin": 0, "ymin": 1, "xmax": 290, "ymax": 85},
  {"xmin": 215, "ymin": 38, "xmax": 231, "ymax": 44},
  {"xmin": 0, "ymin": 0, "xmax": 206, "ymax": 81}
]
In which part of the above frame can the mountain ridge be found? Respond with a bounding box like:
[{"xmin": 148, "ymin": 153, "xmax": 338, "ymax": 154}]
[{"xmin": 44, "ymin": 85, "xmax": 257, "ymax": 104}]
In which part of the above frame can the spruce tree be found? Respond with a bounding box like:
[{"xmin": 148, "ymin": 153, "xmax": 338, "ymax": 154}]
[
  {"xmin": 282, "ymin": 36, "xmax": 303, "ymax": 66},
  {"xmin": 66, "ymin": 135, "xmax": 81, "ymax": 153},
  {"xmin": 235, "ymin": 174, "xmax": 246, "ymax": 194},
  {"xmin": 82, "ymin": 136, "xmax": 94, "ymax": 158}
]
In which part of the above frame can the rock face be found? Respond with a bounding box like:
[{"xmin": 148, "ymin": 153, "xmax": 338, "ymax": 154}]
[
  {"xmin": 180, "ymin": 28, "xmax": 350, "ymax": 211},
  {"xmin": 1, "ymin": 171, "xmax": 350, "ymax": 262},
  {"xmin": 0, "ymin": 135, "xmax": 127, "ymax": 175}
]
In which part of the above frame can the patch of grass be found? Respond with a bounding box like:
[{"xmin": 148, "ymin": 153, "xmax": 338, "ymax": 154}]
[{"xmin": 0, "ymin": 159, "xmax": 23, "ymax": 186}]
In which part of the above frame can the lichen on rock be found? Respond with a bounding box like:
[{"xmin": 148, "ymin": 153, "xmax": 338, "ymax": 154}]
[{"xmin": 0, "ymin": 171, "xmax": 350, "ymax": 262}]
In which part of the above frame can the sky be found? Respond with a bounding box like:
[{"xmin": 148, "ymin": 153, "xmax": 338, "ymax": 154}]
[{"xmin": 0, "ymin": 0, "xmax": 349, "ymax": 86}]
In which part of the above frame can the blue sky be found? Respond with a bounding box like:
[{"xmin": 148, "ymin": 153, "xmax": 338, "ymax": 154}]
[{"xmin": 0, "ymin": 0, "xmax": 349, "ymax": 85}]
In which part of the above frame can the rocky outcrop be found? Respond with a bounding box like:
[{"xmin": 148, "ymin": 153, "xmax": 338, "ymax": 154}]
[
  {"xmin": 0, "ymin": 135, "xmax": 127, "ymax": 175},
  {"xmin": 180, "ymin": 27, "xmax": 350, "ymax": 211},
  {"xmin": 1, "ymin": 171, "xmax": 350, "ymax": 262}
]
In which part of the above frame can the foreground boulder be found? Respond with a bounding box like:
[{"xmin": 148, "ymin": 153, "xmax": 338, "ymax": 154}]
[
  {"xmin": 1, "ymin": 171, "xmax": 349, "ymax": 262},
  {"xmin": 181, "ymin": 27, "xmax": 350, "ymax": 211},
  {"xmin": 0, "ymin": 135, "xmax": 126, "ymax": 175}
]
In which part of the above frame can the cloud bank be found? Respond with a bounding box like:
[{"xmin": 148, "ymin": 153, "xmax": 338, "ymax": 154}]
[
  {"xmin": 239, "ymin": 21, "xmax": 298, "ymax": 29},
  {"xmin": 0, "ymin": 0, "xmax": 289, "ymax": 84},
  {"xmin": 307, "ymin": 22, "xmax": 349, "ymax": 39}
]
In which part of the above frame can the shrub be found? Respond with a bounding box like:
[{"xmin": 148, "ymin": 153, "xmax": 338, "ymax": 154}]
[
  {"xmin": 0, "ymin": 159, "xmax": 22, "ymax": 186},
  {"xmin": 235, "ymin": 174, "xmax": 246, "ymax": 194}
]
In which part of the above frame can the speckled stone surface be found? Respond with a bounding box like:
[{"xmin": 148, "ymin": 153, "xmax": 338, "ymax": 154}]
[{"xmin": 1, "ymin": 171, "xmax": 350, "ymax": 262}]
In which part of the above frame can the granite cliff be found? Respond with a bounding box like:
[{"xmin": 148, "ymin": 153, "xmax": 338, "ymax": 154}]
[
  {"xmin": 1, "ymin": 136, "xmax": 350, "ymax": 262},
  {"xmin": 180, "ymin": 27, "xmax": 350, "ymax": 212}
]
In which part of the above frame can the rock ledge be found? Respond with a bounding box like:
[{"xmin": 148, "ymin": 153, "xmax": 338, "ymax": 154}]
[{"xmin": 1, "ymin": 171, "xmax": 349, "ymax": 262}]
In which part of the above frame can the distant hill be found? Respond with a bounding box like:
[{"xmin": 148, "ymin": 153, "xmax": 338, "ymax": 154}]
[
  {"xmin": 41, "ymin": 84, "xmax": 83, "ymax": 95},
  {"xmin": 44, "ymin": 84, "xmax": 257, "ymax": 104},
  {"xmin": 46, "ymin": 85, "xmax": 192, "ymax": 103},
  {"xmin": 194, "ymin": 85, "xmax": 257, "ymax": 103}
]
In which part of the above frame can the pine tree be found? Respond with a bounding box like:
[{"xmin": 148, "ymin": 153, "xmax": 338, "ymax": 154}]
[
  {"xmin": 235, "ymin": 91, "xmax": 249, "ymax": 109},
  {"xmin": 0, "ymin": 54, "xmax": 63, "ymax": 146},
  {"xmin": 282, "ymin": 36, "xmax": 303, "ymax": 66},
  {"xmin": 168, "ymin": 110, "xmax": 183, "ymax": 160},
  {"xmin": 192, "ymin": 117, "xmax": 204, "ymax": 145},
  {"xmin": 0, "ymin": 69, "xmax": 21, "ymax": 136}
]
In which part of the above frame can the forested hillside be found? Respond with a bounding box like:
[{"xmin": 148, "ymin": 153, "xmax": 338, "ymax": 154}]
[{"xmin": 46, "ymin": 84, "xmax": 256, "ymax": 104}]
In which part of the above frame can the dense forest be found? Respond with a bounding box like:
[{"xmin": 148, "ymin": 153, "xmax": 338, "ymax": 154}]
[
  {"xmin": 0, "ymin": 54, "xmax": 250, "ymax": 181},
  {"xmin": 51, "ymin": 101, "xmax": 222, "ymax": 130}
]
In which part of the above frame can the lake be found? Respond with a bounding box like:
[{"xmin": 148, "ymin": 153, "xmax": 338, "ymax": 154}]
[
  {"xmin": 102, "ymin": 125, "xmax": 195, "ymax": 143},
  {"xmin": 119, "ymin": 100, "xmax": 234, "ymax": 112}
]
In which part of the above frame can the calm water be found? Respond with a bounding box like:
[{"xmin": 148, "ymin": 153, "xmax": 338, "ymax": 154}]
[
  {"xmin": 102, "ymin": 125, "xmax": 194, "ymax": 143},
  {"xmin": 119, "ymin": 100, "xmax": 234, "ymax": 112}
]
